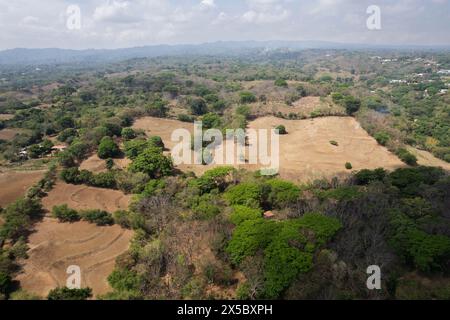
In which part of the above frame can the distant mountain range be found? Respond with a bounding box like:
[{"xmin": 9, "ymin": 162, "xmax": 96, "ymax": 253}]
[{"xmin": 0, "ymin": 41, "xmax": 449, "ymax": 66}]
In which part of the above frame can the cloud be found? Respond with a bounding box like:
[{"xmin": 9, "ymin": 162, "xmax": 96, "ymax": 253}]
[
  {"xmin": 201, "ymin": 0, "xmax": 216, "ymax": 8},
  {"xmin": 242, "ymin": 0, "xmax": 290, "ymax": 24}
]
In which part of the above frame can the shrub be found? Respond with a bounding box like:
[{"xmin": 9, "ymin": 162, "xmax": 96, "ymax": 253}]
[
  {"xmin": 345, "ymin": 162, "xmax": 353, "ymax": 170},
  {"xmin": 396, "ymin": 148, "xmax": 418, "ymax": 166},
  {"xmin": 108, "ymin": 269, "xmax": 141, "ymax": 292},
  {"xmin": 98, "ymin": 136, "xmax": 120, "ymax": 159},
  {"xmin": 274, "ymin": 79, "xmax": 288, "ymax": 87},
  {"xmin": 224, "ymin": 182, "xmax": 262, "ymax": 208},
  {"xmin": 343, "ymin": 95, "xmax": 361, "ymax": 115},
  {"xmin": 374, "ymin": 131, "xmax": 390, "ymax": 146},
  {"xmin": 80, "ymin": 210, "xmax": 114, "ymax": 226},
  {"xmin": 189, "ymin": 97, "xmax": 208, "ymax": 115},
  {"xmin": 113, "ymin": 211, "xmax": 132, "ymax": 228},
  {"xmin": 263, "ymin": 179, "xmax": 300, "ymax": 208},
  {"xmin": 47, "ymin": 287, "xmax": 92, "ymax": 300},
  {"xmin": 355, "ymin": 168, "xmax": 387, "ymax": 185},
  {"xmin": 121, "ymin": 128, "xmax": 136, "ymax": 140},
  {"xmin": 239, "ymin": 91, "xmax": 257, "ymax": 104},
  {"xmin": 226, "ymin": 219, "xmax": 279, "ymax": 265},
  {"xmin": 263, "ymin": 214, "xmax": 341, "ymax": 298},
  {"xmin": 52, "ymin": 204, "xmax": 80, "ymax": 222},
  {"xmin": 230, "ymin": 205, "xmax": 262, "ymax": 225},
  {"xmin": 178, "ymin": 114, "xmax": 195, "ymax": 123},
  {"xmin": 0, "ymin": 272, "xmax": 12, "ymax": 296},
  {"xmin": 148, "ymin": 136, "xmax": 164, "ymax": 149},
  {"xmin": 124, "ymin": 139, "xmax": 149, "ymax": 160},
  {"xmin": 330, "ymin": 140, "xmax": 339, "ymax": 146},
  {"xmin": 275, "ymin": 125, "xmax": 287, "ymax": 135},
  {"xmin": 129, "ymin": 147, "xmax": 173, "ymax": 178}
]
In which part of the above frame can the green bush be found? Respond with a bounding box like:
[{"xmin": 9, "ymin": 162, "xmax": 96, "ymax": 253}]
[
  {"xmin": 80, "ymin": 210, "xmax": 114, "ymax": 226},
  {"xmin": 263, "ymin": 179, "xmax": 300, "ymax": 208},
  {"xmin": 396, "ymin": 148, "xmax": 418, "ymax": 166},
  {"xmin": 0, "ymin": 272, "xmax": 12, "ymax": 296},
  {"xmin": 275, "ymin": 125, "xmax": 287, "ymax": 135},
  {"xmin": 47, "ymin": 287, "xmax": 92, "ymax": 300},
  {"xmin": 230, "ymin": 205, "xmax": 262, "ymax": 225},
  {"xmin": 130, "ymin": 147, "xmax": 173, "ymax": 178},
  {"xmin": 274, "ymin": 79, "xmax": 288, "ymax": 87},
  {"xmin": 224, "ymin": 182, "xmax": 262, "ymax": 208},
  {"xmin": 239, "ymin": 91, "xmax": 257, "ymax": 104},
  {"xmin": 374, "ymin": 131, "xmax": 390, "ymax": 146},
  {"xmin": 355, "ymin": 168, "xmax": 387, "ymax": 185},
  {"xmin": 345, "ymin": 162, "xmax": 353, "ymax": 170},
  {"xmin": 124, "ymin": 139, "xmax": 149, "ymax": 160},
  {"xmin": 226, "ymin": 219, "xmax": 279, "ymax": 265},
  {"xmin": 98, "ymin": 136, "xmax": 120, "ymax": 159},
  {"xmin": 121, "ymin": 128, "xmax": 136, "ymax": 140},
  {"xmin": 52, "ymin": 204, "xmax": 80, "ymax": 222},
  {"xmin": 108, "ymin": 269, "xmax": 141, "ymax": 293}
]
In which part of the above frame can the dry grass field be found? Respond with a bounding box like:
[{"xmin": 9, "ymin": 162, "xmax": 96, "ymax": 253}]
[
  {"xmin": 42, "ymin": 182, "xmax": 132, "ymax": 213},
  {"xmin": 0, "ymin": 170, "xmax": 45, "ymax": 207},
  {"xmin": 80, "ymin": 154, "xmax": 131, "ymax": 174},
  {"xmin": 0, "ymin": 128, "xmax": 20, "ymax": 141},
  {"xmin": 16, "ymin": 217, "xmax": 133, "ymax": 298},
  {"xmin": 132, "ymin": 115, "xmax": 408, "ymax": 182}
]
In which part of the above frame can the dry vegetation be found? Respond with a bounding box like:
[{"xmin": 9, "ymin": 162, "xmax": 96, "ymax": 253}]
[
  {"xmin": 16, "ymin": 217, "xmax": 133, "ymax": 298},
  {"xmin": 41, "ymin": 182, "xmax": 132, "ymax": 213}
]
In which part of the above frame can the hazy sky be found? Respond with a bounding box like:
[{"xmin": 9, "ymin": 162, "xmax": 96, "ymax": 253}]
[{"xmin": 0, "ymin": 0, "xmax": 449, "ymax": 50}]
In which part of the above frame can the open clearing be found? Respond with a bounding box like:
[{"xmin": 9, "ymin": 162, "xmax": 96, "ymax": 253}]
[
  {"xmin": 0, "ymin": 114, "xmax": 14, "ymax": 120},
  {"xmin": 133, "ymin": 116, "xmax": 407, "ymax": 182},
  {"xmin": 0, "ymin": 170, "xmax": 45, "ymax": 207},
  {"xmin": 42, "ymin": 182, "xmax": 132, "ymax": 213},
  {"xmin": 16, "ymin": 217, "xmax": 133, "ymax": 298},
  {"xmin": 407, "ymin": 147, "xmax": 450, "ymax": 170},
  {"xmin": 0, "ymin": 128, "xmax": 20, "ymax": 141},
  {"xmin": 80, "ymin": 154, "xmax": 131, "ymax": 174},
  {"xmin": 248, "ymin": 116, "xmax": 405, "ymax": 182}
]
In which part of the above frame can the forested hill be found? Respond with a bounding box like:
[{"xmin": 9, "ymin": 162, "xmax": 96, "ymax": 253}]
[{"xmin": 1, "ymin": 41, "xmax": 449, "ymax": 66}]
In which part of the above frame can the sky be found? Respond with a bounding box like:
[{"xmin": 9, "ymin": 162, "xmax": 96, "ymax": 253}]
[{"xmin": 0, "ymin": 0, "xmax": 449, "ymax": 50}]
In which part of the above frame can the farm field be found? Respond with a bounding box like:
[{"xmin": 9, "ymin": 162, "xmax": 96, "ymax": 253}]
[
  {"xmin": 80, "ymin": 154, "xmax": 131, "ymax": 174},
  {"xmin": 0, "ymin": 128, "xmax": 20, "ymax": 141},
  {"xmin": 16, "ymin": 217, "xmax": 133, "ymax": 298},
  {"xmin": 41, "ymin": 182, "xmax": 132, "ymax": 213},
  {"xmin": 133, "ymin": 115, "xmax": 406, "ymax": 182},
  {"xmin": 0, "ymin": 170, "xmax": 45, "ymax": 207}
]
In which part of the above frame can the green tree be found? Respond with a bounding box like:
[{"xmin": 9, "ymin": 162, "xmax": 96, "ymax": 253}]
[
  {"xmin": 47, "ymin": 287, "xmax": 92, "ymax": 300},
  {"xmin": 52, "ymin": 204, "xmax": 80, "ymax": 222},
  {"xmin": 129, "ymin": 147, "xmax": 173, "ymax": 178},
  {"xmin": 98, "ymin": 136, "xmax": 120, "ymax": 159}
]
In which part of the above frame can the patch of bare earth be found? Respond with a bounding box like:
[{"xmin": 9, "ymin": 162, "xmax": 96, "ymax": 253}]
[
  {"xmin": 42, "ymin": 182, "xmax": 132, "ymax": 213},
  {"xmin": 248, "ymin": 116, "xmax": 405, "ymax": 182},
  {"xmin": 0, "ymin": 114, "xmax": 14, "ymax": 120},
  {"xmin": 0, "ymin": 170, "xmax": 45, "ymax": 207},
  {"xmin": 79, "ymin": 154, "xmax": 131, "ymax": 174},
  {"xmin": 407, "ymin": 147, "xmax": 450, "ymax": 170},
  {"xmin": 133, "ymin": 116, "xmax": 405, "ymax": 183},
  {"xmin": 16, "ymin": 217, "xmax": 133, "ymax": 298},
  {"xmin": 0, "ymin": 128, "xmax": 20, "ymax": 141}
]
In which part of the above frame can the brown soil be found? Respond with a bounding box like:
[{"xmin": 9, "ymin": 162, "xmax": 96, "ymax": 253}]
[
  {"xmin": 248, "ymin": 116, "xmax": 405, "ymax": 182},
  {"xmin": 16, "ymin": 217, "xmax": 133, "ymax": 298},
  {"xmin": 79, "ymin": 154, "xmax": 131, "ymax": 174},
  {"xmin": 407, "ymin": 147, "xmax": 450, "ymax": 170},
  {"xmin": 0, "ymin": 170, "xmax": 45, "ymax": 207},
  {"xmin": 42, "ymin": 182, "xmax": 132, "ymax": 213},
  {"xmin": 132, "ymin": 116, "xmax": 406, "ymax": 183},
  {"xmin": 0, "ymin": 128, "xmax": 20, "ymax": 141},
  {"xmin": 0, "ymin": 114, "xmax": 14, "ymax": 120}
]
